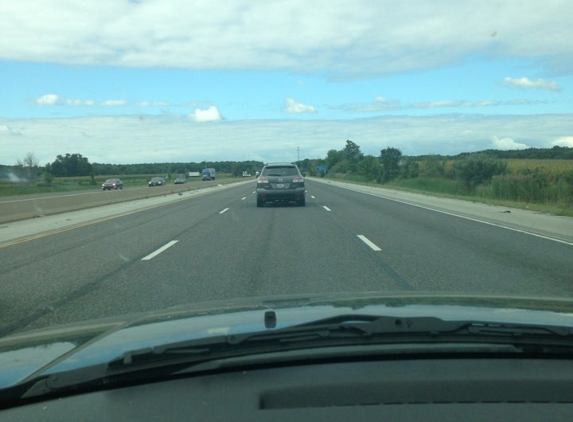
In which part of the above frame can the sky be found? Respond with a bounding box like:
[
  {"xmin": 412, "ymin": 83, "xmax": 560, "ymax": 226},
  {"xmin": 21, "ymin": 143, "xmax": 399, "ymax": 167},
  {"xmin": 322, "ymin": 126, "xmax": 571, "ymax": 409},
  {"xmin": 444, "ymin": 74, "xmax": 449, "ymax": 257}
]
[{"xmin": 1, "ymin": 0, "xmax": 572, "ymax": 166}]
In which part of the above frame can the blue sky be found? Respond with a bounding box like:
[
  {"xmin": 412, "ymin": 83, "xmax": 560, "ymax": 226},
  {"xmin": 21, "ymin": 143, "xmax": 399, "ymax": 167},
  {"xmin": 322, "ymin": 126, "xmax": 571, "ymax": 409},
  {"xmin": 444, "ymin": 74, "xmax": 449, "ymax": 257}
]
[{"xmin": 1, "ymin": 0, "xmax": 572, "ymax": 165}]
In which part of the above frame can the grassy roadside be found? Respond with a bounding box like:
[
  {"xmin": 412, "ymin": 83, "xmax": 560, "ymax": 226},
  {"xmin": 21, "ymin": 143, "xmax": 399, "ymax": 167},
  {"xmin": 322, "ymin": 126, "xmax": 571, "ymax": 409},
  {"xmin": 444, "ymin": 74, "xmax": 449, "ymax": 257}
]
[
  {"xmin": 318, "ymin": 174, "xmax": 573, "ymax": 217},
  {"xmin": 0, "ymin": 174, "xmax": 243, "ymax": 198}
]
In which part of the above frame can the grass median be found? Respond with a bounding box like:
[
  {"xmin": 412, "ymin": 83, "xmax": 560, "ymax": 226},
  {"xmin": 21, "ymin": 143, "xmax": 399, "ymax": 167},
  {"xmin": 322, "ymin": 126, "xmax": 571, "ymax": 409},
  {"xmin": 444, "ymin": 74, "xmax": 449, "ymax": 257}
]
[{"xmin": 0, "ymin": 174, "xmax": 243, "ymax": 198}]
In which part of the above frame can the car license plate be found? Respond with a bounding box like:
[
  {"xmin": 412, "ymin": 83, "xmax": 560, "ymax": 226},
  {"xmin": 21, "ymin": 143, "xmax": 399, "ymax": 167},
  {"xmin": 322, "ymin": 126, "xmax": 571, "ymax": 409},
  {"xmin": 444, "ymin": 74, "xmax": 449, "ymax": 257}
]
[{"xmin": 276, "ymin": 183, "xmax": 285, "ymax": 188}]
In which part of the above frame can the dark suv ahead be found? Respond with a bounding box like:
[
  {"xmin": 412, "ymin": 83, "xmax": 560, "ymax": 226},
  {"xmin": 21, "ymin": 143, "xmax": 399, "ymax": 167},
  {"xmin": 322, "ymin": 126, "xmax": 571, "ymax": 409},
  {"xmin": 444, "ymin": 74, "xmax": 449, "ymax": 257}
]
[{"xmin": 256, "ymin": 163, "xmax": 305, "ymax": 207}]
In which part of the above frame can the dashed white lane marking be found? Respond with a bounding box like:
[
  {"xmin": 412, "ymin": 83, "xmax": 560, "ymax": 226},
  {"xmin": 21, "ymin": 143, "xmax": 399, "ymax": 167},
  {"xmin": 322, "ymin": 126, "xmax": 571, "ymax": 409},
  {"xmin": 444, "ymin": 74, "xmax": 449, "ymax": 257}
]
[
  {"xmin": 357, "ymin": 235, "xmax": 382, "ymax": 251},
  {"xmin": 323, "ymin": 206, "xmax": 331, "ymax": 212},
  {"xmin": 142, "ymin": 240, "xmax": 179, "ymax": 261},
  {"xmin": 219, "ymin": 208, "xmax": 229, "ymax": 214},
  {"xmin": 323, "ymin": 181, "xmax": 573, "ymax": 247}
]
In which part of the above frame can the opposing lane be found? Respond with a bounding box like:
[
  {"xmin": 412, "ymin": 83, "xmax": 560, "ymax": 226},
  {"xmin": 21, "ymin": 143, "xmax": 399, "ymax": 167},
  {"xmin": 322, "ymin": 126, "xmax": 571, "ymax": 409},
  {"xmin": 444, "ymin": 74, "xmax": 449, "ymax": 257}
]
[{"xmin": 0, "ymin": 179, "xmax": 571, "ymax": 335}]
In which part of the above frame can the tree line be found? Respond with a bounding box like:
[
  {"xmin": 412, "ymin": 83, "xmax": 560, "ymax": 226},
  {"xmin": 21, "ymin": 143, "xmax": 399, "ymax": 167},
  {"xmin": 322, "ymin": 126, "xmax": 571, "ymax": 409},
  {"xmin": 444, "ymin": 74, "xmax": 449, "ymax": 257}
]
[
  {"xmin": 301, "ymin": 140, "xmax": 572, "ymax": 209},
  {"xmin": 304, "ymin": 141, "xmax": 572, "ymax": 186},
  {"xmin": 90, "ymin": 160, "xmax": 264, "ymax": 177},
  {"xmin": 4, "ymin": 152, "xmax": 264, "ymax": 182},
  {"xmin": 5, "ymin": 145, "xmax": 572, "ymax": 209}
]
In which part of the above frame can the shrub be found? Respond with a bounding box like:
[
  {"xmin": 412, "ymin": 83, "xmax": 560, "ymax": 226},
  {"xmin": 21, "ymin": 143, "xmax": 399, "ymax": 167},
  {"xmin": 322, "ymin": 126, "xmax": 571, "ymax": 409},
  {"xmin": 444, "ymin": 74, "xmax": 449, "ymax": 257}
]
[{"xmin": 453, "ymin": 154, "xmax": 507, "ymax": 190}]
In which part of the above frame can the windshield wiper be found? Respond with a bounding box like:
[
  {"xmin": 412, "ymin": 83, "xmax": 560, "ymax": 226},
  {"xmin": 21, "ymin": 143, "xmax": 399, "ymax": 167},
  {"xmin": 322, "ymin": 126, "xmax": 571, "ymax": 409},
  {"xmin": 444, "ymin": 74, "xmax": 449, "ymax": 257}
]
[
  {"xmin": 12, "ymin": 314, "xmax": 573, "ymax": 404},
  {"xmin": 107, "ymin": 314, "xmax": 573, "ymax": 370}
]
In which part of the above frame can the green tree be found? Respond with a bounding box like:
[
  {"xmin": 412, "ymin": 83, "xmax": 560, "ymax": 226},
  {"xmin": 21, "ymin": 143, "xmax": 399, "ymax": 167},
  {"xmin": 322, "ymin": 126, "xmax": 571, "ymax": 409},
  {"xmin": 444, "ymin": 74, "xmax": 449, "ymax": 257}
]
[
  {"xmin": 325, "ymin": 149, "xmax": 344, "ymax": 170},
  {"xmin": 343, "ymin": 140, "xmax": 364, "ymax": 173},
  {"xmin": 453, "ymin": 153, "xmax": 507, "ymax": 190},
  {"xmin": 358, "ymin": 155, "xmax": 381, "ymax": 181},
  {"xmin": 399, "ymin": 157, "xmax": 420, "ymax": 179},
  {"xmin": 343, "ymin": 140, "xmax": 363, "ymax": 161},
  {"xmin": 43, "ymin": 171, "xmax": 55, "ymax": 185},
  {"xmin": 379, "ymin": 147, "xmax": 402, "ymax": 182},
  {"xmin": 230, "ymin": 162, "xmax": 242, "ymax": 177},
  {"xmin": 47, "ymin": 153, "xmax": 92, "ymax": 177},
  {"xmin": 420, "ymin": 155, "xmax": 447, "ymax": 178},
  {"xmin": 329, "ymin": 159, "xmax": 353, "ymax": 174}
]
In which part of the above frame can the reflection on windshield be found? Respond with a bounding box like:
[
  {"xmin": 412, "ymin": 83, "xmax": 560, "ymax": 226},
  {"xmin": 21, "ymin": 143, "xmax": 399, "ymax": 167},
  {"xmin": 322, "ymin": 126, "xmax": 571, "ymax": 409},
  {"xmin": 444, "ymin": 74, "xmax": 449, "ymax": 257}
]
[{"xmin": 0, "ymin": 342, "xmax": 77, "ymax": 388}]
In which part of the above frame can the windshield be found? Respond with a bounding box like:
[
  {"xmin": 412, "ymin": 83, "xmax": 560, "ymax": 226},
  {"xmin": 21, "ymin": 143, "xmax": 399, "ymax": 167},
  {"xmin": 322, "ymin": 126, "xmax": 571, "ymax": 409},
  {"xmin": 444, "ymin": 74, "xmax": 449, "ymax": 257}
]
[{"xmin": 0, "ymin": 0, "xmax": 572, "ymax": 364}]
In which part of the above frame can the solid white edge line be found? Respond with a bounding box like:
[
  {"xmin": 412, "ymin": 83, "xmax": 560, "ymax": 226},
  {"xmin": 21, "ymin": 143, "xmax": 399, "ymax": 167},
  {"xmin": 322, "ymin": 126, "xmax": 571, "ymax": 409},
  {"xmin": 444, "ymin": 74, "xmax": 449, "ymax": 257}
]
[
  {"xmin": 319, "ymin": 182, "xmax": 573, "ymax": 247},
  {"xmin": 357, "ymin": 235, "xmax": 382, "ymax": 251},
  {"xmin": 323, "ymin": 206, "xmax": 332, "ymax": 212},
  {"xmin": 219, "ymin": 208, "xmax": 229, "ymax": 214},
  {"xmin": 142, "ymin": 240, "xmax": 179, "ymax": 261},
  {"xmin": 414, "ymin": 205, "xmax": 573, "ymax": 246}
]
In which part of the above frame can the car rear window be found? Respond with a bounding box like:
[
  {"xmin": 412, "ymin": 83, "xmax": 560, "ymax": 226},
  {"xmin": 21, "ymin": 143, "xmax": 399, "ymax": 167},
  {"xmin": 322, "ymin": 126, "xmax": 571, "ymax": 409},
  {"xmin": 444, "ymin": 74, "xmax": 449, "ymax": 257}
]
[{"xmin": 262, "ymin": 166, "xmax": 299, "ymax": 176}]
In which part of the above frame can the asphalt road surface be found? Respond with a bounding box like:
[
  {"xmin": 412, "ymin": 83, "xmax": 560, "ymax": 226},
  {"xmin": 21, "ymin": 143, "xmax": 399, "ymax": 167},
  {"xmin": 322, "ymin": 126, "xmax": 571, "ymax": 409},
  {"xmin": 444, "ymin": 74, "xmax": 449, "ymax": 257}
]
[{"xmin": 1, "ymin": 180, "xmax": 572, "ymax": 337}]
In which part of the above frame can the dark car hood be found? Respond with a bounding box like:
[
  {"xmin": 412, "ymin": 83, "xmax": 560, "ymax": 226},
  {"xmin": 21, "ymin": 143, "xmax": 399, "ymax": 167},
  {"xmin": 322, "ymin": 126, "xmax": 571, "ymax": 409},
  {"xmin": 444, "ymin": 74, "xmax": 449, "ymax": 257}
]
[{"xmin": 2, "ymin": 292, "xmax": 573, "ymax": 389}]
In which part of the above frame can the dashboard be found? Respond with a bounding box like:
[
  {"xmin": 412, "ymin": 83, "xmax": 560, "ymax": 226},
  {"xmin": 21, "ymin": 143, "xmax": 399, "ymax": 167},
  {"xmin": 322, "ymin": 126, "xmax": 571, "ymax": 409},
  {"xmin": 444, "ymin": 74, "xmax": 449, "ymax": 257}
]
[{"xmin": 2, "ymin": 357, "xmax": 573, "ymax": 421}]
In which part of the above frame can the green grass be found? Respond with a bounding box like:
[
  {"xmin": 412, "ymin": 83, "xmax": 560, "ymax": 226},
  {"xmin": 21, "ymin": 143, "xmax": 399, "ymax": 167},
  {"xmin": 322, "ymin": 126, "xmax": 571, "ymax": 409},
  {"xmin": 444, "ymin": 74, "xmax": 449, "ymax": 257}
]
[
  {"xmin": 324, "ymin": 174, "xmax": 573, "ymax": 217},
  {"xmin": 0, "ymin": 173, "xmax": 240, "ymax": 198}
]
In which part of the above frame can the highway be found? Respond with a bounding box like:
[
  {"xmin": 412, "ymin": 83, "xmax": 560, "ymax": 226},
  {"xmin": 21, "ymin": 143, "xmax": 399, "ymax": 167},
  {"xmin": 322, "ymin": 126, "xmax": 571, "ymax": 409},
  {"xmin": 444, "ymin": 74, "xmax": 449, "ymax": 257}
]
[{"xmin": 1, "ymin": 179, "xmax": 572, "ymax": 337}]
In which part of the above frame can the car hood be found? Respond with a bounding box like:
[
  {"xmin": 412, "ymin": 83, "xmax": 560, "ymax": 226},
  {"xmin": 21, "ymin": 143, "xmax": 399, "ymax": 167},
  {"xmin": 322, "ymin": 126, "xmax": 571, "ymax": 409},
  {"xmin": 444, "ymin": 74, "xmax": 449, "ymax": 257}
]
[{"xmin": 1, "ymin": 292, "xmax": 573, "ymax": 389}]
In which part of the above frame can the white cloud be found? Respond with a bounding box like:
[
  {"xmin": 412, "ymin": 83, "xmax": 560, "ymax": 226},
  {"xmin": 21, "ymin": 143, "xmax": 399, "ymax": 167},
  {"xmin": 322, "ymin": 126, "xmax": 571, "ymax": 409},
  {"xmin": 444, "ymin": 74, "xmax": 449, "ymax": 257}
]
[
  {"xmin": 415, "ymin": 100, "xmax": 468, "ymax": 109},
  {"xmin": 502, "ymin": 77, "xmax": 561, "ymax": 92},
  {"xmin": 1, "ymin": 113, "xmax": 571, "ymax": 165},
  {"xmin": 66, "ymin": 99, "xmax": 95, "ymax": 106},
  {"xmin": 337, "ymin": 97, "xmax": 401, "ymax": 113},
  {"xmin": 474, "ymin": 100, "xmax": 499, "ymax": 107},
  {"xmin": 101, "ymin": 100, "xmax": 128, "ymax": 107},
  {"xmin": 552, "ymin": 136, "xmax": 573, "ymax": 147},
  {"xmin": 0, "ymin": 125, "xmax": 22, "ymax": 135},
  {"xmin": 36, "ymin": 97, "xmax": 174, "ymax": 107},
  {"xmin": 283, "ymin": 98, "xmax": 317, "ymax": 114},
  {"xmin": 138, "ymin": 101, "xmax": 171, "ymax": 107},
  {"xmin": 36, "ymin": 94, "xmax": 60, "ymax": 106},
  {"xmin": 413, "ymin": 99, "xmax": 539, "ymax": 110},
  {"xmin": 2, "ymin": 2, "xmax": 571, "ymax": 78},
  {"xmin": 335, "ymin": 97, "xmax": 517, "ymax": 113},
  {"xmin": 491, "ymin": 136, "xmax": 528, "ymax": 150},
  {"xmin": 190, "ymin": 106, "xmax": 222, "ymax": 122}
]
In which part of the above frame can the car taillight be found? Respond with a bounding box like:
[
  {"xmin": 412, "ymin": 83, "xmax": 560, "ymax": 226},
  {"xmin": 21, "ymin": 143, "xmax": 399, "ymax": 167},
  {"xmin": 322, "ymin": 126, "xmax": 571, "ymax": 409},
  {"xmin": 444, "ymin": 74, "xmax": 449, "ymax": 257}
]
[
  {"xmin": 293, "ymin": 176, "xmax": 304, "ymax": 183},
  {"xmin": 257, "ymin": 177, "xmax": 268, "ymax": 184}
]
